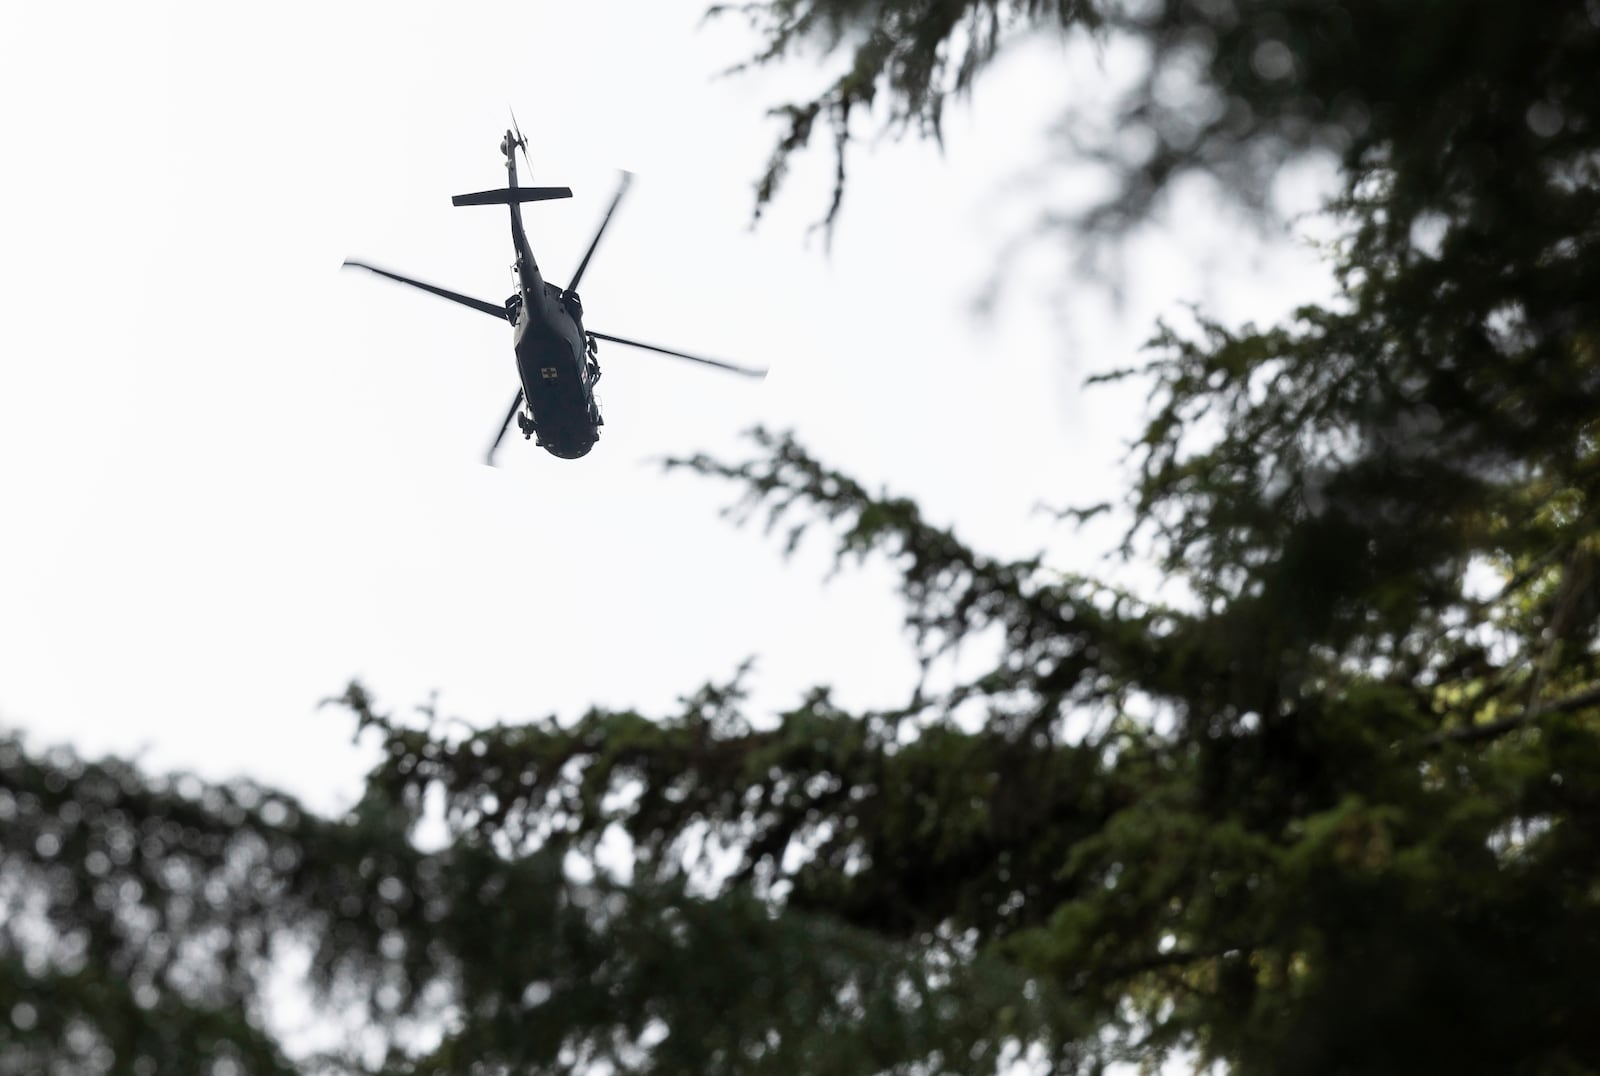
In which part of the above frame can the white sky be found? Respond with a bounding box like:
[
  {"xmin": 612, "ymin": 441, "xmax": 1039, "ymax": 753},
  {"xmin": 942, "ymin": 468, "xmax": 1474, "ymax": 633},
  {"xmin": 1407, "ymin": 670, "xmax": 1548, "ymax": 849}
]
[{"xmin": 1, "ymin": 0, "xmax": 1334, "ymax": 824}]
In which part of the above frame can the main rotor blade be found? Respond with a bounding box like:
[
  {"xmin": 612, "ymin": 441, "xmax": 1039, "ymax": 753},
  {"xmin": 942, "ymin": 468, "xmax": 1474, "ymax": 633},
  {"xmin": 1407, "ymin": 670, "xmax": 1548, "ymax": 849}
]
[
  {"xmin": 343, "ymin": 259, "xmax": 508, "ymax": 321},
  {"xmin": 565, "ymin": 171, "xmax": 633, "ymax": 295},
  {"xmin": 588, "ymin": 331, "xmax": 767, "ymax": 378},
  {"xmin": 486, "ymin": 389, "xmax": 525, "ymax": 466}
]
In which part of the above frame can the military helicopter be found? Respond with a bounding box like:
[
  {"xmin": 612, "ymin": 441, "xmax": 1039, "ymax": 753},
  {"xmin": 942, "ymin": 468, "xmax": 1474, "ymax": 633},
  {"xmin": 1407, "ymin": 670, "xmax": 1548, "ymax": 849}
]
[{"xmin": 344, "ymin": 122, "xmax": 765, "ymax": 463}]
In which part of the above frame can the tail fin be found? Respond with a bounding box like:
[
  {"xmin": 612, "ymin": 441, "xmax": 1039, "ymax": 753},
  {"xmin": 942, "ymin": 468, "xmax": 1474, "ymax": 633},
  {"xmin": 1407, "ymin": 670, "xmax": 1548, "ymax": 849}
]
[{"xmin": 452, "ymin": 186, "xmax": 572, "ymax": 207}]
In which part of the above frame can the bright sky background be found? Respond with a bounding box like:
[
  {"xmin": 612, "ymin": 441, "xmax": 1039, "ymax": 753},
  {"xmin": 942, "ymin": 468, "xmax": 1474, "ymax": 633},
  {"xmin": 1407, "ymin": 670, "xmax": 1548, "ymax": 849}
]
[{"xmin": 2, "ymin": 1, "xmax": 1332, "ymax": 826}]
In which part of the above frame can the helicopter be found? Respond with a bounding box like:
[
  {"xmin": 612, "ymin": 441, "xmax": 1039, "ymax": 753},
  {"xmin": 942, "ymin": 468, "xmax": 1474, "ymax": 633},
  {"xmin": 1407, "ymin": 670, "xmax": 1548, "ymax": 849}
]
[{"xmin": 344, "ymin": 122, "xmax": 765, "ymax": 463}]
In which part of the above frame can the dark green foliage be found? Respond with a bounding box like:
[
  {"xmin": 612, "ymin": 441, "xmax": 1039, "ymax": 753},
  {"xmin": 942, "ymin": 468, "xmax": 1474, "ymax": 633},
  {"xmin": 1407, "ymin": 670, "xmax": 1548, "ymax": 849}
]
[
  {"xmin": 7, "ymin": 1, "xmax": 1600, "ymax": 1072},
  {"xmin": 1, "ymin": 704, "xmax": 1080, "ymax": 1074},
  {"xmin": 724, "ymin": 0, "xmax": 1600, "ymax": 248}
]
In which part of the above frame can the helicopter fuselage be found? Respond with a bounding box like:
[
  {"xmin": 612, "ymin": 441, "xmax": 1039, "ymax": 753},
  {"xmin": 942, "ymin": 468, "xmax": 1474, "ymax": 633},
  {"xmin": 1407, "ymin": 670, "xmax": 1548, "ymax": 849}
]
[
  {"xmin": 510, "ymin": 276, "xmax": 599, "ymax": 459},
  {"xmin": 493, "ymin": 126, "xmax": 604, "ymax": 460}
]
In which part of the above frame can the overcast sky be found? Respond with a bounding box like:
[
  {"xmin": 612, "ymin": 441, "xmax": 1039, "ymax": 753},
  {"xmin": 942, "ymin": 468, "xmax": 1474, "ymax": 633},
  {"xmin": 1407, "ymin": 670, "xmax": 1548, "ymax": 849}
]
[{"xmin": 1, "ymin": 0, "xmax": 1335, "ymax": 822}]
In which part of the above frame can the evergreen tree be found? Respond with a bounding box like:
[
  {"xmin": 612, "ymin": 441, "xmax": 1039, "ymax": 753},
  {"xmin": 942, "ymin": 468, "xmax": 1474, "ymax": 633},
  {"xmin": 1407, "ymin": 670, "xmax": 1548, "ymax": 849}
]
[{"xmin": 5, "ymin": 1, "xmax": 1599, "ymax": 1072}]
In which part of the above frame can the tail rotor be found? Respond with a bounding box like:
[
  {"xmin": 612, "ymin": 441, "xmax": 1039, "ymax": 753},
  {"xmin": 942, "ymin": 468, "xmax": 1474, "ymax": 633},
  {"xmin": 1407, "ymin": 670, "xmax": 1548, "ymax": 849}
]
[{"xmin": 509, "ymin": 107, "xmax": 533, "ymax": 178}]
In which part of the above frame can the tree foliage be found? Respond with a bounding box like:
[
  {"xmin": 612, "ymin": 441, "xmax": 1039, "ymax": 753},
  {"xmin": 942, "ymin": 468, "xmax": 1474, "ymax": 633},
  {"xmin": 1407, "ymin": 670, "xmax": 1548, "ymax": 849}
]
[
  {"xmin": 6, "ymin": 1, "xmax": 1600, "ymax": 1073},
  {"xmin": 725, "ymin": 0, "xmax": 1600, "ymax": 240}
]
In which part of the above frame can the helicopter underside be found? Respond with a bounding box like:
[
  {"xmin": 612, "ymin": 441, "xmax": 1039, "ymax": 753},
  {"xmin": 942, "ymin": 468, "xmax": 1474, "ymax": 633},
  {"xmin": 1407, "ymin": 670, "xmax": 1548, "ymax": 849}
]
[{"xmin": 515, "ymin": 327, "xmax": 599, "ymax": 459}]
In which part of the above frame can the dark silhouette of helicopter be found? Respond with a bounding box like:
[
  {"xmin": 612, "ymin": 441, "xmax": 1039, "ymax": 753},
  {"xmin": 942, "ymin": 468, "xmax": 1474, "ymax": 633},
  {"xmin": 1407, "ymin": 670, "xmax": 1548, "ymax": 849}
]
[{"xmin": 344, "ymin": 123, "xmax": 765, "ymax": 463}]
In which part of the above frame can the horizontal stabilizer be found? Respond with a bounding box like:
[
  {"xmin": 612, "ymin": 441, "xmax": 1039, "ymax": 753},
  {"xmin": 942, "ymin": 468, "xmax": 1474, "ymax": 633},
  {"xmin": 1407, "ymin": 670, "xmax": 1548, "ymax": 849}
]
[{"xmin": 452, "ymin": 186, "xmax": 573, "ymax": 207}]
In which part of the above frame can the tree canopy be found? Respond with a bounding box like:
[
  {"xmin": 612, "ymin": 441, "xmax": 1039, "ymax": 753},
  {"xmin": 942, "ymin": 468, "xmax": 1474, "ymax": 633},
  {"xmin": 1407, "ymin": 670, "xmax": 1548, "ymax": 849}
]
[{"xmin": 5, "ymin": 1, "xmax": 1600, "ymax": 1073}]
